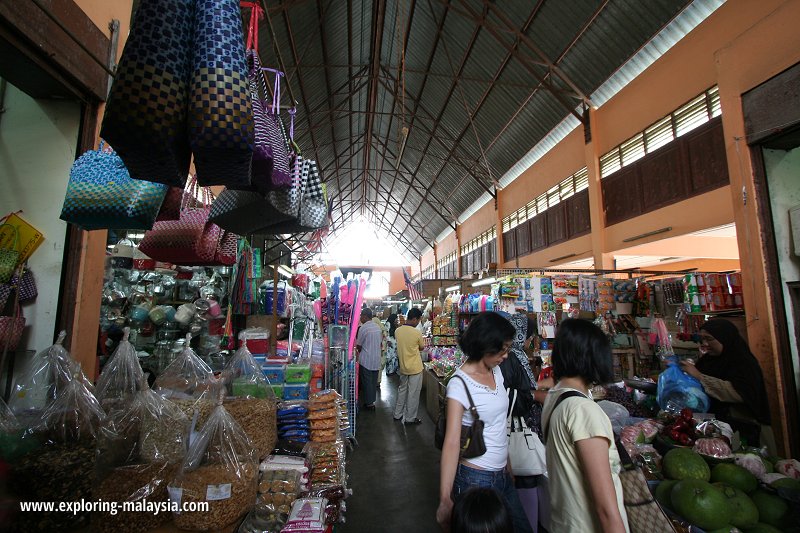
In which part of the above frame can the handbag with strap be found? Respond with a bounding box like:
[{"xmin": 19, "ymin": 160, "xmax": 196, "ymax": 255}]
[
  {"xmin": 155, "ymin": 186, "xmax": 185, "ymax": 222},
  {"xmin": 0, "ymin": 223, "xmax": 20, "ymax": 283},
  {"xmin": 100, "ymin": 0, "xmax": 193, "ymax": 187},
  {"xmin": 616, "ymin": 441, "xmax": 677, "ymax": 533},
  {"xmin": 263, "ymin": 157, "xmax": 328, "ymax": 233},
  {"xmin": 139, "ymin": 177, "xmax": 229, "ymax": 265},
  {"xmin": 507, "ymin": 389, "xmax": 547, "ymax": 476},
  {"xmin": 189, "ymin": 0, "xmax": 254, "ymax": 188},
  {"xmin": 0, "ymin": 289, "xmax": 25, "ymax": 352},
  {"xmin": 60, "ymin": 142, "xmax": 168, "ymax": 230},
  {"xmin": 434, "ymin": 375, "xmax": 486, "ymax": 459}
]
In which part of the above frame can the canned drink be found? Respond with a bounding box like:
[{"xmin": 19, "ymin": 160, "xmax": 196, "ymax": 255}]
[
  {"xmin": 728, "ymin": 272, "xmax": 743, "ymax": 288},
  {"xmin": 698, "ymin": 293, "xmax": 708, "ymax": 311},
  {"xmin": 733, "ymin": 292, "xmax": 743, "ymax": 308},
  {"xmin": 691, "ymin": 294, "xmax": 702, "ymax": 313},
  {"xmin": 723, "ymin": 292, "xmax": 735, "ymax": 309}
]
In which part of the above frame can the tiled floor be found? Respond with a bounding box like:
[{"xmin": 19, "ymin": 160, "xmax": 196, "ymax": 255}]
[{"xmin": 340, "ymin": 371, "xmax": 441, "ymax": 532}]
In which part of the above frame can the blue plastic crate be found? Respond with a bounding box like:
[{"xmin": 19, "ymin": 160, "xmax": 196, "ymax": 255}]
[
  {"xmin": 262, "ymin": 364, "xmax": 286, "ymax": 384},
  {"xmin": 283, "ymin": 383, "xmax": 309, "ymax": 400}
]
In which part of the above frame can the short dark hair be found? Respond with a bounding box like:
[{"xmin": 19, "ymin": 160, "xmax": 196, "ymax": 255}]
[
  {"xmin": 407, "ymin": 307, "xmax": 422, "ymax": 320},
  {"xmin": 361, "ymin": 308, "xmax": 373, "ymax": 319},
  {"xmin": 451, "ymin": 487, "xmax": 513, "ymax": 533},
  {"xmin": 459, "ymin": 312, "xmax": 514, "ymax": 362},
  {"xmin": 552, "ymin": 318, "xmax": 614, "ymax": 384}
]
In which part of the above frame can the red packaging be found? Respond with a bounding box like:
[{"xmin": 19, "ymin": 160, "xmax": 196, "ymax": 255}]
[
  {"xmin": 727, "ymin": 272, "xmax": 742, "ymax": 289},
  {"xmin": 208, "ymin": 317, "xmax": 226, "ymax": 336},
  {"xmin": 133, "ymin": 258, "xmax": 155, "ymax": 270},
  {"xmin": 707, "ymin": 292, "xmax": 725, "ymax": 311},
  {"xmin": 723, "ymin": 293, "xmax": 735, "ymax": 309},
  {"xmin": 246, "ymin": 337, "xmax": 270, "ymax": 354},
  {"xmin": 732, "ymin": 291, "xmax": 743, "ymax": 308}
]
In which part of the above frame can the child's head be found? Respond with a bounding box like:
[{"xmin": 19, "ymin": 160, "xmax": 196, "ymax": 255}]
[
  {"xmin": 451, "ymin": 487, "xmax": 513, "ymax": 533},
  {"xmin": 552, "ymin": 318, "xmax": 614, "ymax": 384}
]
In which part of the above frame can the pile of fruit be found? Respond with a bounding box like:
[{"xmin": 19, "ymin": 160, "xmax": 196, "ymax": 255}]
[
  {"xmin": 656, "ymin": 447, "xmax": 800, "ymax": 532},
  {"xmin": 660, "ymin": 408, "xmax": 698, "ymax": 447}
]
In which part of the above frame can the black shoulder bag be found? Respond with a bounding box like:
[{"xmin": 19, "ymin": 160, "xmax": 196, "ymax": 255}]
[
  {"xmin": 542, "ymin": 390, "xmax": 586, "ymax": 443},
  {"xmin": 434, "ymin": 375, "xmax": 487, "ymax": 459}
]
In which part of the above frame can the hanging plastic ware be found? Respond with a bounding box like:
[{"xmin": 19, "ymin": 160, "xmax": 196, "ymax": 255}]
[
  {"xmin": 656, "ymin": 358, "xmax": 710, "ymax": 413},
  {"xmin": 8, "ymin": 331, "xmax": 92, "ymax": 421},
  {"xmin": 95, "ymin": 327, "xmax": 145, "ymax": 412},
  {"xmin": 168, "ymin": 396, "xmax": 258, "ymax": 531},
  {"xmin": 189, "ymin": 0, "xmax": 254, "ymax": 188},
  {"xmin": 100, "ymin": 0, "xmax": 194, "ymax": 187},
  {"xmin": 223, "ymin": 332, "xmax": 274, "ymax": 399}
]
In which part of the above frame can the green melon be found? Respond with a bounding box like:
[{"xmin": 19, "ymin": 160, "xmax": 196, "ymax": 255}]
[
  {"xmin": 744, "ymin": 523, "xmax": 783, "ymax": 533},
  {"xmin": 713, "ymin": 483, "xmax": 759, "ymax": 528},
  {"xmin": 670, "ymin": 479, "xmax": 731, "ymax": 531},
  {"xmin": 663, "ymin": 448, "xmax": 711, "ymax": 481},
  {"xmin": 711, "ymin": 463, "xmax": 759, "ymax": 493},
  {"xmin": 655, "ymin": 479, "xmax": 678, "ymax": 509},
  {"xmin": 770, "ymin": 476, "xmax": 800, "ymax": 491},
  {"xmin": 707, "ymin": 527, "xmax": 735, "ymax": 533},
  {"xmin": 750, "ymin": 490, "xmax": 792, "ymax": 529},
  {"xmin": 762, "ymin": 458, "xmax": 774, "ymax": 474}
]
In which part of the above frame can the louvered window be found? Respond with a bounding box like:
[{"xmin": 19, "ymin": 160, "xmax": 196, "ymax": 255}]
[
  {"xmin": 708, "ymin": 86, "xmax": 721, "ymax": 118},
  {"xmin": 574, "ymin": 168, "xmax": 589, "ymax": 192},
  {"xmin": 644, "ymin": 116, "xmax": 674, "ymax": 152},
  {"xmin": 600, "ymin": 150, "xmax": 622, "ymax": 178},
  {"xmin": 674, "ymin": 93, "xmax": 708, "ymax": 136},
  {"xmin": 620, "ymin": 133, "xmax": 645, "ymax": 165}
]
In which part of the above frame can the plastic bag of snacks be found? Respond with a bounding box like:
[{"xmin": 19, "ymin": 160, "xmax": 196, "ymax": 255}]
[
  {"xmin": 277, "ymin": 401, "xmax": 310, "ymax": 444},
  {"xmin": 9, "ymin": 370, "xmax": 105, "ymax": 531},
  {"xmin": 95, "ymin": 327, "xmax": 145, "ymax": 411},
  {"xmin": 168, "ymin": 397, "xmax": 258, "ymax": 531},
  {"xmin": 8, "ymin": 331, "xmax": 92, "ymax": 421},
  {"xmin": 156, "ymin": 333, "xmax": 219, "ymax": 428},
  {"xmin": 0, "ymin": 395, "xmax": 37, "ymax": 462},
  {"xmin": 258, "ymin": 468, "xmax": 302, "ymax": 514},
  {"xmin": 224, "ymin": 395, "xmax": 278, "ymax": 461},
  {"xmin": 307, "ymin": 390, "xmax": 342, "ymax": 443},
  {"xmin": 223, "ymin": 332, "xmax": 275, "ymax": 399},
  {"xmin": 93, "ymin": 378, "xmax": 189, "ymax": 533},
  {"xmin": 237, "ymin": 502, "xmax": 287, "ymax": 533},
  {"xmin": 281, "ymin": 498, "xmax": 328, "ymax": 533}
]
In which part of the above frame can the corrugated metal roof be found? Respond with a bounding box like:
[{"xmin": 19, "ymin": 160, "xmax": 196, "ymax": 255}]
[{"xmin": 257, "ymin": 0, "xmax": 723, "ymax": 261}]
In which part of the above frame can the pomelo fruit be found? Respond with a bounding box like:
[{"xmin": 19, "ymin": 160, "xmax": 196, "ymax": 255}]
[
  {"xmin": 770, "ymin": 476, "xmax": 800, "ymax": 491},
  {"xmin": 712, "ymin": 483, "xmax": 759, "ymax": 528},
  {"xmin": 670, "ymin": 479, "xmax": 731, "ymax": 530},
  {"xmin": 707, "ymin": 527, "xmax": 735, "ymax": 533},
  {"xmin": 744, "ymin": 523, "xmax": 783, "ymax": 533},
  {"xmin": 762, "ymin": 458, "xmax": 774, "ymax": 474},
  {"xmin": 663, "ymin": 448, "xmax": 711, "ymax": 481},
  {"xmin": 655, "ymin": 479, "xmax": 678, "ymax": 509},
  {"xmin": 711, "ymin": 463, "xmax": 758, "ymax": 493},
  {"xmin": 749, "ymin": 490, "xmax": 791, "ymax": 529}
]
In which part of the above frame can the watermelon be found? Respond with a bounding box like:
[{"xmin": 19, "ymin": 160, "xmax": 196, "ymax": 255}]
[
  {"xmin": 749, "ymin": 490, "xmax": 792, "ymax": 529},
  {"xmin": 663, "ymin": 448, "xmax": 711, "ymax": 481},
  {"xmin": 713, "ymin": 483, "xmax": 759, "ymax": 528},
  {"xmin": 711, "ymin": 463, "xmax": 758, "ymax": 493},
  {"xmin": 670, "ymin": 479, "xmax": 731, "ymax": 531}
]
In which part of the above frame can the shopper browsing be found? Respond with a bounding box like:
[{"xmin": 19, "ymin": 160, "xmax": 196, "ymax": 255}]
[
  {"xmin": 355, "ymin": 308, "xmax": 382, "ymax": 411},
  {"xmin": 450, "ymin": 487, "xmax": 513, "ymax": 533},
  {"xmin": 436, "ymin": 312, "xmax": 533, "ymax": 533},
  {"xmin": 541, "ymin": 318, "xmax": 629, "ymax": 533},
  {"xmin": 392, "ymin": 308, "xmax": 425, "ymax": 424}
]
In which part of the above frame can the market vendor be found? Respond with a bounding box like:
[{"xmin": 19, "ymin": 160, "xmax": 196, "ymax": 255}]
[{"xmin": 679, "ymin": 318, "xmax": 775, "ymax": 454}]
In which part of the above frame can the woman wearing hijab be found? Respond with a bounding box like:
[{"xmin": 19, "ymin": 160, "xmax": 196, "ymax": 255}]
[
  {"xmin": 497, "ymin": 311, "xmax": 549, "ymax": 532},
  {"xmin": 385, "ymin": 313, "xmax": 399, "ymax": 376},
  {"xmin": 680, "ymin": 318, "xmax": 775, "ymax": 454}
]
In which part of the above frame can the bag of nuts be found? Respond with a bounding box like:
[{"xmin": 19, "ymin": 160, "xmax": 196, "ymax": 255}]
[
  {"xmin": 92, "ymin": 378, "xmax": 189, "ymax": 533},
  {"xmin": 9, "ymin": 369, "xmax": 105, "ymax": 531},
  {"xmin": 95, "ymin": 327, "xmax": 145, "ymax": 412},
  {"xmin": 155, "ymin": 333, "xmax": 216, "ymax": 400},
  {"xmin": 222, "ymin": 333, "xmax": 276, "ymax": 400},
  {"xmin": 168, "ymin": 397, "xmax": 259, "ymax": 531},
  {"xmin": 8, "ymin": 330, "xmax": 93, "ymax": 422}
]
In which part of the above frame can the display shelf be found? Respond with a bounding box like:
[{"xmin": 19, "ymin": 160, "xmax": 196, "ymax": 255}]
[{"xmin": 688, "ymin": 308, "xmax": 744, "ymax": 316}]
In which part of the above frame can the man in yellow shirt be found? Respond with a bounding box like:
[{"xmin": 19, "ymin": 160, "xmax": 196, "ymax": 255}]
[{"xmin": 392, "ymin": 308, "xmax": 426, "ymax": 424}]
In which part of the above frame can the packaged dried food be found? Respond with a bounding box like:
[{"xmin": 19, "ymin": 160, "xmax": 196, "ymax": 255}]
[
  {"xmin": 224, "ymin": 396, "xmax": 278, "ymax": 461},
  {"xmin": 281, "ymin": 498, "xmax": 328, "ymax": 533},
  {"xmin": 237, "ymin": 502, "xmax": 287, "ymax": 533},
  {"xmin": 154, "ymin": 333, "xmax": 218, "ymax": 399},
  {"xmin": 8, "ymin": 331, "xmax": 92, "ymax": 422},
  {"xmin": 10, "ymin": 371, "xmax": 105, "ymax": 530},
  {"xmin": 223, "ymin": 334, "xmax": 275, "ymax": 399},
  {"xmin": 95, "ymin": 327, "xmax": 145, "ymax": 411},
  {"xmin": 168, "ymin": 399, "xmax": 258, "ymax": 531}
]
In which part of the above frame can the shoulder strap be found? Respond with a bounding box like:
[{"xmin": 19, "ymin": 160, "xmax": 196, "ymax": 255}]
[
  {"xmin": 450, "ymin": 374, "xmax": 481, "ymax": 422},
  {"xmin": 543, "ymin": 390, "xmax": 588, "ymax": 442}
]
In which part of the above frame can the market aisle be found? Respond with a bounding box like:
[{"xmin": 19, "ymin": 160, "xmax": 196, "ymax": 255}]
[{"xmin": 340, "ymin": 371, "xmax": 441, "ymax": 532}]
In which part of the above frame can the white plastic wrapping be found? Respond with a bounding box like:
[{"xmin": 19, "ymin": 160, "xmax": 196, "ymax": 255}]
[
  {"xmin": 95, "ymin": 327, "xmax": 145, "ymax": 410},
  {"xmin": 155, "ymin": 334, "xmax": 217, "ymax": 399},
  {"xmin": 223, "ymin": 332, "xmax": 274, "ymax": 399}
]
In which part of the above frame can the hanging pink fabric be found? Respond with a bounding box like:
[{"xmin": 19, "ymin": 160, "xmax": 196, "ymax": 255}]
[
  {"xmin": 241, "ymin": 1, "xmax": 263, "ymax": 51},
  {"xmin": 347, "ymin": 278, "xmax": 367, "ymax": 362}
]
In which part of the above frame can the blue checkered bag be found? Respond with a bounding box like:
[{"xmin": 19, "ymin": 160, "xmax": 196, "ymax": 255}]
[
  {"xmin": 190, "ymin": 0, "xmax": 254, "ymax": 189},
  {"xmin": 60, "ymin": 142, "xmax": 168, "ymax": 230},
  {"xmin": 100, "ymin": 0, "xmax": 194, "ymax": 187}
]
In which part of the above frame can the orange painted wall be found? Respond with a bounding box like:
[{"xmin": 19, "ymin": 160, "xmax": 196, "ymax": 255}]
[
  {"xmin": 437, "ymin": 231, "xmax": 459, "ymax": 257},
  {"xmin": 500, "ymin": 128, "xmax": 586, "ymax": 218},
  {"xmin": 459, "ymin": 201, "xmax": 496, "ymax": 244},
  {"xmin": 421, "ymin": 250, "xmax": 435, "ymax": 271},
  {"xmin": 515, "ymin": 235, "xmax": 594, "ymax": 269}
]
